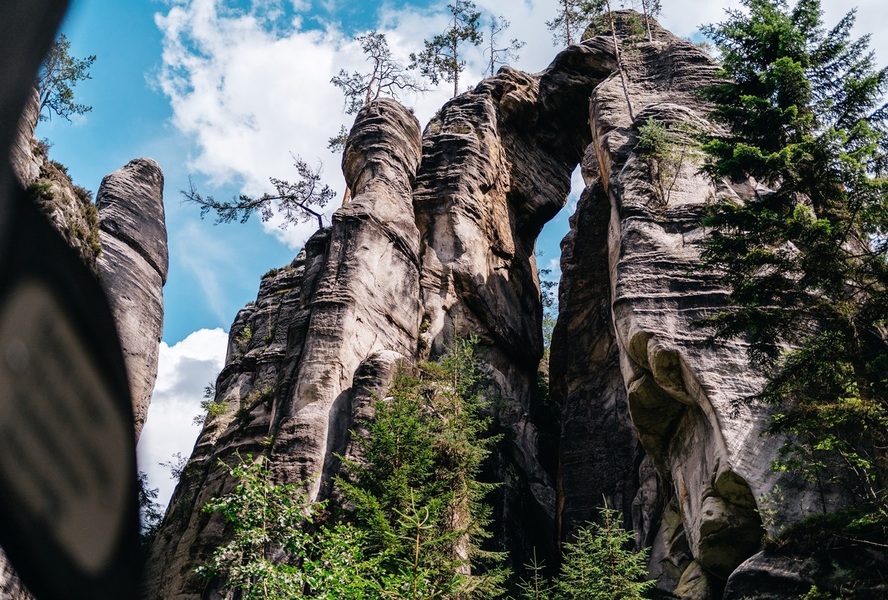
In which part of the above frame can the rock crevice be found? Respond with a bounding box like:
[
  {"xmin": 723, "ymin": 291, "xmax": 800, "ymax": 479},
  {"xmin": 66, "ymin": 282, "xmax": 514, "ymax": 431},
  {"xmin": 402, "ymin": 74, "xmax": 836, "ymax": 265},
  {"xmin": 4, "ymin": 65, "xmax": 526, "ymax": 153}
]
[{"xmin": 145, "ymin": 14, "xmax": 847, "ymax": 599}]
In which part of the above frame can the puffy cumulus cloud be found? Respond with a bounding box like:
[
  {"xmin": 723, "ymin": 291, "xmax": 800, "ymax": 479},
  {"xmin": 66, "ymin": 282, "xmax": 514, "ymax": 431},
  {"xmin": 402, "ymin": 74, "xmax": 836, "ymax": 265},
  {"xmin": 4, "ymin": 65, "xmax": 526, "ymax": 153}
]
[
  {"xmin": 155, "ymin": 0, "xmax": 888, "ymax": 250},
  {"xmin": 137, "ymin": 328, "xmax": 229, "ymax": 508}
]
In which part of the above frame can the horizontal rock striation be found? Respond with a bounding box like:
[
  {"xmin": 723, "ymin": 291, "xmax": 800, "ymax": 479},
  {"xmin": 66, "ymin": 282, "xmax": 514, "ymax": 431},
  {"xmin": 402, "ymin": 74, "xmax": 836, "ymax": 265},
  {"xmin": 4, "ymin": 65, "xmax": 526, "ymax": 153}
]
[
  {"xmin": 146, "ymin": 12, "xmax": 843, "ymax": 599},
  {"xmin": 96, "ymin": 158, "xmax": 168, "ymax": 439},
  {"xmin": 143, "ymin": 99, "xmax": 425, "ymax": 598}
]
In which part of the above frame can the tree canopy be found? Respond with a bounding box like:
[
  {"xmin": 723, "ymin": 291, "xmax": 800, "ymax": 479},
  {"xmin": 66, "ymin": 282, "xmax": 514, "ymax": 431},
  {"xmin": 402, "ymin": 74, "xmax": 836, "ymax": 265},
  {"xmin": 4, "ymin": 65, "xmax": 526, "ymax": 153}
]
[
  {"xmin": 485, "ymin": 16, "xmax": 525, "ymax": 77},
  {"xmin": 183, "ymin": 156, "xmax": 334, "ymax": 230},
  {"xmin": 410, "ymin": 0, "xmax": 484, "ymax": 98},
  {"xmin": 37, "ymin": 33, "xmax": 95, "ymax": 122},
  {"xmin": 546, "ymin": 0, "xmax": 605, "ymax": 47},
  {"xmin": 331, "ymin": 31, "xmax": 425, "ymax": 115},
  {"xmin": 699, "ymin": 0, "xmax": 888, "ymax": 511}
]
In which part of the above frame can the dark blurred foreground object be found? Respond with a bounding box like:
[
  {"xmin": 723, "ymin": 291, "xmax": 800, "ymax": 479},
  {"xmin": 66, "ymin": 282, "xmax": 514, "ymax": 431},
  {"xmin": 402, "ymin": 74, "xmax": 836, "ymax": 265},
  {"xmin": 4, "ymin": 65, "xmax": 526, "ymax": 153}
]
[{"xmin": 0, "ymin": 1, "xmax": 143, "ymax": 598}]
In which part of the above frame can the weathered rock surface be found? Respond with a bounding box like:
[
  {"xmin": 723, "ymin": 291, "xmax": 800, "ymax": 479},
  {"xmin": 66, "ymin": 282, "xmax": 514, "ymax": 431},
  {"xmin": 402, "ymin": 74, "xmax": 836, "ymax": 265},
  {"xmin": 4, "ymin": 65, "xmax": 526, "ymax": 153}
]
[
  {"xmin": 142, "ymin": 99, "xmax": 424, "ymax": 598},
  {"xmin": 2, "ymin": 113, "xmax": 169, "ymax": 597},
  {"xmin": 552, "ymin": 14, "xmax": 839, "ymax": 596},
  {"xmin": 96, "ymin": 158, "xmax": 168, "ymax": 439},
  {"xmin": 8, "ymin": 87, "xmax": 40, "ymax": 188},
  {"xmin": 414, "ymin": 40, "xmax": 618, "ymax": 562},
  {"xmin": 145, "ymin": 12, "xmax": 849, "ymax": 600}
]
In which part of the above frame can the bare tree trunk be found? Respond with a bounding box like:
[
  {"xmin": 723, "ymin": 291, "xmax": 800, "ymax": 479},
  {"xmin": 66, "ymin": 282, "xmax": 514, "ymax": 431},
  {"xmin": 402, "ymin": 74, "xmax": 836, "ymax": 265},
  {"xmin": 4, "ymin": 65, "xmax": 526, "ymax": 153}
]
[
  {"xmin": 453, "ymin": 39, "xmax": 460, "ymax": 98},
  {"xmin": 641, "ymin": 0, "xmax": 653, "ymax": 42},
  {"xmin": 605, "ymin": 1, "xmax": 636, "ymax": 122},
  {"xmin": 564, "ymin": 0, "xmax": 573, "ymax": 45}
]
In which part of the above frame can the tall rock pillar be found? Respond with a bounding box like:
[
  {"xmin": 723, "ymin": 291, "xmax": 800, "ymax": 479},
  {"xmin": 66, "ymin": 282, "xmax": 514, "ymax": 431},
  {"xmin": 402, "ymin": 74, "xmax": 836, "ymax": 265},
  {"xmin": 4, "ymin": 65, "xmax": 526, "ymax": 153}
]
[{"xmin": 96, "ymin": 158, "xmax": 168, "ymax": 439}]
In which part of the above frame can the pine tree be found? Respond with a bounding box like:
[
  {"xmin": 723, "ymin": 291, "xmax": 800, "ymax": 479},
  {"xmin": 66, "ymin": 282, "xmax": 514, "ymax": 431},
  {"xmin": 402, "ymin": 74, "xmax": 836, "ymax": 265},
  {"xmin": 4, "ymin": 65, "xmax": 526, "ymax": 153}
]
[
  {"xmin": 546, "ymin": 0, "xmax": 605, "ymax": 47},
  {"xmin": 182, "ymin": 155, "xmax": 334, "ymax": 229},
  {"xmin": 698, "ymin": 0, "xmax": 888, "ymax": 510},
  {"xmin": 555, "ymin": 506, "xmax": 654, "ymax": 600},
  {"xmin": 485, "ymin": 16, "xmax": 525, "ymax": 77},
  {"xmin": 331, "ymin": 31, "xmax": 426, "ymax": 115},
  {"xmin": 409, "ymin": 0, "xmax": 484, "ymax": 98},
  {"xmin": 37, "ymin": 34, "xmax": 95, "ymax": 122}
]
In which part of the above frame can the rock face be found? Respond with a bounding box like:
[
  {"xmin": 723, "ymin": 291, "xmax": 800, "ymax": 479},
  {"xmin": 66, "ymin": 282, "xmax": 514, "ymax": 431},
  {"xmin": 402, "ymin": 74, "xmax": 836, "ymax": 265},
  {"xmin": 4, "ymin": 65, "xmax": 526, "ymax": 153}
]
[
  {"xmin": 96, "ymin": 158, "xmax": 168, "ymax": 439},
  {"xmin": 142, "ymin": 99, "xmax": 424, "ymax": 598},
  {"xmin": 8, "ymin": 87, "xmax": 40, "ymax": 188},
  {"xmin": 2, "ymin": 111, "xmax": 169, "ymax": 597},
  {"xmin": 145, "ymin": 13, "xmax": 842, "ymax": 599}
]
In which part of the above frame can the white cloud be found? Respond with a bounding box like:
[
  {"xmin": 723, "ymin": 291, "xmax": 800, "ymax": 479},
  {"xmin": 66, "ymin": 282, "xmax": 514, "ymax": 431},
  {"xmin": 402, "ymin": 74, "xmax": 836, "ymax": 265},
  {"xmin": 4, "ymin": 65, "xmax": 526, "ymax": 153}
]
[
  {"xmin": 154, "ymin": 0, "xmax": 888, "ymax": 249},
  {"xmin": 137, "ymin": 328, "xmax": 229, "ymax": 509}
]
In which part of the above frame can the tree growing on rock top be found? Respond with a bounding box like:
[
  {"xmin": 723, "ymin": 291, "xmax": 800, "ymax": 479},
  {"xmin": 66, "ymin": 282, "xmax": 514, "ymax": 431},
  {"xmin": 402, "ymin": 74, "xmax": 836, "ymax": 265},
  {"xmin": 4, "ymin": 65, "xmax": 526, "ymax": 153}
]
[
  {"xmin": 546, "ymin": 0, "xmax": 605, "ymax": 47},
  {"xmin": 329, "ymin": 31, "xmax": 426, "ymax": 153},
  {"xmin": 485, "ymin": 16, "xmax": 525, "ymax": 77},
  {"xmin": 331, "ymin": 31, "xmax": 426, "ymax": 115},
  {"xmin": 409, "ymin": 0, "xmax": 484, "ymax": 98},
  {"xmin": 182, "ymin": 155, "xmax": 334, "ymax": 230},
  {"xmin": 38, "ymin": 33, "xmax": 96, "ymax": 122}
]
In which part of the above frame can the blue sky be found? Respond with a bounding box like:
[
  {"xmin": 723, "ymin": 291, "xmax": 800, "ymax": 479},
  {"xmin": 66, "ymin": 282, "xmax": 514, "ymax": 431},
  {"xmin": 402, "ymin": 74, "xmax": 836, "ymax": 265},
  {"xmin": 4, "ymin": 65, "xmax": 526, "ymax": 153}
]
[{"xmin": 41, "ymin": 0, "xmax": 888, "ymax": 506}]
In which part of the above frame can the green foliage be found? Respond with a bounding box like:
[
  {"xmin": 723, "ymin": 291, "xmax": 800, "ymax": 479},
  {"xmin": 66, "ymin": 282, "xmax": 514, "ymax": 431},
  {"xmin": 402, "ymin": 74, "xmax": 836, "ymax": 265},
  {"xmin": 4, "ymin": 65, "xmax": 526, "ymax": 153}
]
[
  {"xmin": 194, "ymin": 382, "xmax": 227, "ymax": 426},
  {"xmin": 635, "ymin": 117, "xmax": 698, "ymax": 206},
  {"xmin": 26, "ymin": 181, "xmax": 54, "ymax": 205},
  {"xmin": 339, "ymin": 336, "xmax": 507, "ymax": 598},
  {"xmin": 762, "ymin": 509, "xmax": 888, "ymax": 596},
  {"xmin": 331, "ymin": 31, "xmax": 425, "ymax": 115},
  {"xmin": 511, "ymin": 508, "xmax": 654, "ymax": 600},
  {"xmin": 409, "ymin": 0, "xmax": 484, "ymax": 98},
  {"xmin": 236, "ymin": 326, "xmax": 253, "ymax": 352},
  {"xmin": 555, "ymin": 506, "xmax": 655, "ymax": 600},
  {"xmin": 546, "ymin": 0, "xmax": 605, "ymax": 46},
  {"xmin": 514, "ymin": 549, "xmax": 554, "ymax": 600},
  {"xmin": 698, "ymin": 0, "xmax": 888, "ymax": 513},
  {"xmin": 138, "ymin": 471, "xmax": 163, "ymax": 548},
  {"xmin": 38, "ymin": 33, "xmax": 95, "ymax": 122},
  {"xmin": 197, "ymin": 454, "xmax": 379, "ymax": 599},
  {"xmin": 198, "ymin": 339, "xmax": 505, "ymax": 599},
  {"xmin": 236, "ymin": 386, "xmax": 274, "ymax": 425},
  {"xmin": 183, "ymin": 156, "xmax": 334, "ymax": 229},
  {"xmin": 160, "ymin": 452, "xmax": 188, "ymax": 481},
  {"xmin": 485, "ymin": 16, "xmax": 524, "ymax": 77},
  {"xmin": 327, "ymin": 124, "xmax": 350, "ymax": 154},
  {"xmin": 79, "ymin": 200, "xmax": 102, "ymax": 258}
]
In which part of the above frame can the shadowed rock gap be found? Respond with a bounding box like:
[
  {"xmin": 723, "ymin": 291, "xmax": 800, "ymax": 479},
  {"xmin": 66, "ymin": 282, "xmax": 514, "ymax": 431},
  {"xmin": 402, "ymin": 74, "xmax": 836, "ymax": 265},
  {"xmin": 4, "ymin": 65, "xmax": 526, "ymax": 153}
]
[{"xmin": 141, "ymin": 15, "xmax": 856, "ymax": 599}]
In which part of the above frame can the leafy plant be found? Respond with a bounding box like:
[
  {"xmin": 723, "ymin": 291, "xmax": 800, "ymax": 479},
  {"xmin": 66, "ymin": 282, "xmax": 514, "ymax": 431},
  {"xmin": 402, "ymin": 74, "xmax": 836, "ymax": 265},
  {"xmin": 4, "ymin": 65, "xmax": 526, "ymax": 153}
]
[
  {"xmin": 514, "ymin": 549, "xmax": 554, "ymax": 600},
  {"xmin": 196, "ymin": 453, "xmax": 378, "ymax": 599},
  {"xmin": 338, "ymin": 336, "xmax": 507, "ymax": 598},
  {"xmin": 160, "ymin": 452, "xmax": 188, "ymax": 481},
  {"xmin": 546, "ymin": 0, "xmax": 605, "ymax": 47},
  {"xmin": 194, "ymin": 382, "xmax": 226, "ymax": 426},
  {"xmin": 138, "ymin": 471, "xmax": 163, "ymax": 548},
  {"xmin": 635, "ymin": 117, "xmax": 698, "ymax": 206},
  {"xmin": 485, "ymin": 16, "xmax": 524, "ymax": 77}
]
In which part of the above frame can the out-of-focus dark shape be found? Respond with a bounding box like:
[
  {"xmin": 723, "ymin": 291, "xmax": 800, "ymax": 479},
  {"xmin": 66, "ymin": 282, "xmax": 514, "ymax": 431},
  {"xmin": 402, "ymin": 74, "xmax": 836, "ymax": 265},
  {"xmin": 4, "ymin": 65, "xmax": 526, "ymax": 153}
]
[{"xmin": 0, "ymin": 1, "xmax": 143, "ymax": 599}]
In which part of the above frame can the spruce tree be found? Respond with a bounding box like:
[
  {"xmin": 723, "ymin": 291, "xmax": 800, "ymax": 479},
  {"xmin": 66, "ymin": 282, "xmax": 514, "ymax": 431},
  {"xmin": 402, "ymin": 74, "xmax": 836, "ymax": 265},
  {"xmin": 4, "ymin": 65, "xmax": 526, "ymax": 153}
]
[
  {"xmin": 339, "ymin": 336, "xmax": 506, "ymax": 599},
  {"xmin": 555, "ymin": 506, "xmax": 654, "ymax": 600},
  {"xmin": 698, "ymin": 0, "xmax": 888, "ymax": 510}
]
